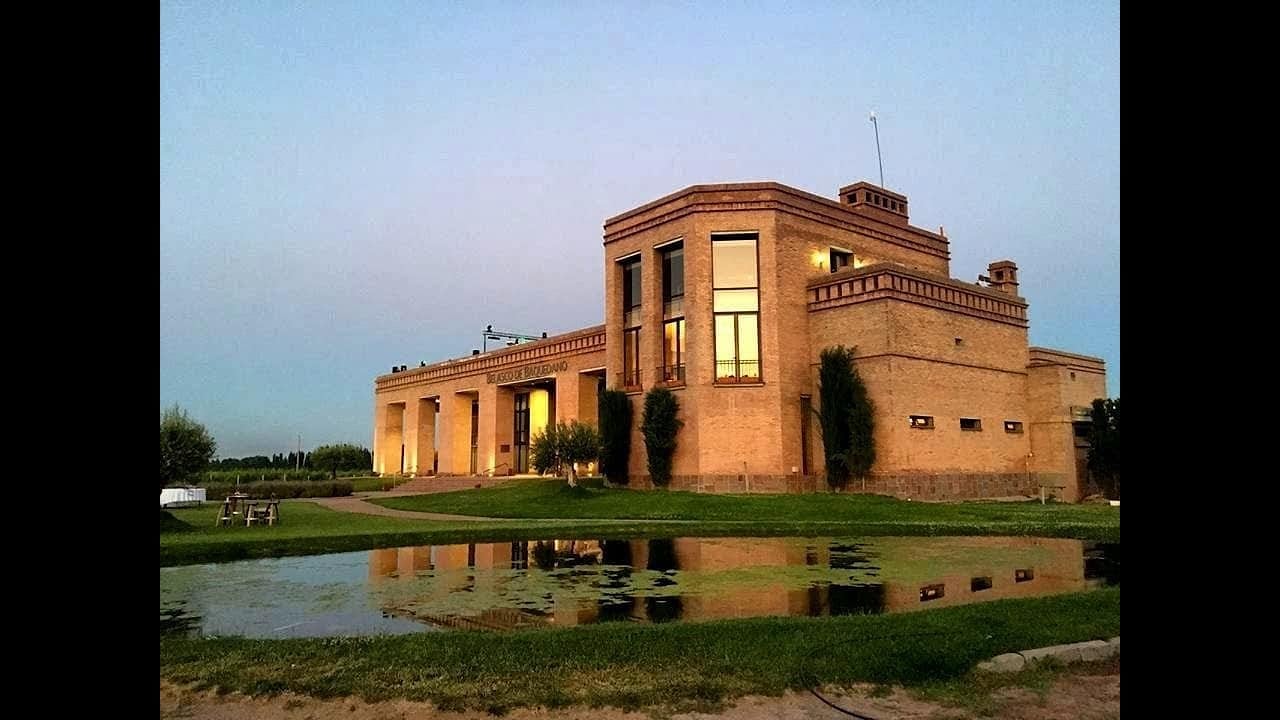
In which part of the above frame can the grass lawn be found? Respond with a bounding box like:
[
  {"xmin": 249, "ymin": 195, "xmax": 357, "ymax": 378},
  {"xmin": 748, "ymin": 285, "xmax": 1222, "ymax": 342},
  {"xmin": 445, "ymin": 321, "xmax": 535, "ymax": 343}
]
[
  {"xmin": 349, "ymin": 476, "xmax": 410, "ymax": 493},
  {"xmin": 374, "ymin": 478, "xmax": 1119, "ymax": 532},
  {"xmin": 161, "ymin": 480, "xmax": 1118, "ymax": 567},
  {"xmin": 161, "ymin": 501, "xmax": 669, "ymax": 567},
  {"xmin": 160, "ymin": 586, "xmax": 1119, "ymax": 714}
]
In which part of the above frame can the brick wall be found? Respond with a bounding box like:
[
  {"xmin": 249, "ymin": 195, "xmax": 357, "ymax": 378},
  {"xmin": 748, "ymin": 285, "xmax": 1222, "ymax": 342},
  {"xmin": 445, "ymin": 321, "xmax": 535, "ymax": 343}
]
[{"xmin": 625, "ymin": 471, "xmax": 1045, "ymax": 500}]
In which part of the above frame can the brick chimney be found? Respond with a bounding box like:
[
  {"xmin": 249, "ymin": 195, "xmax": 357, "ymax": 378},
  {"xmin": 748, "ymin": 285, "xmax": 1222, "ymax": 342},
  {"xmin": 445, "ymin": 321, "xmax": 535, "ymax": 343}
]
[
  {"xmin": 838, "ymin": 181, "xmax": 909, "ymax": 227},
  {"xmin": 987, "ymin": 260, "xmax": 1019, "ymax": 295}
]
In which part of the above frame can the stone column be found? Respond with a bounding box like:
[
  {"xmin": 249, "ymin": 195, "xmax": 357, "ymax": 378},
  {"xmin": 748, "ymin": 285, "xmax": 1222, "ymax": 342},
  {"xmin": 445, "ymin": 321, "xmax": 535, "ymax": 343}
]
[
  {"xmin": 577, "ymin": 373, "xmax": 601, "ymax": 427},
  {"xmin": 372, "ymin": 401, "xmax": 384, "ymax": 475},
  {"xmin": 438, "ymin": 393, "xmax": 474, "ymax": 476},
  {"xmin": 477, "ymin": 383, "xmax": 515, "ymax": 476},
  {"xmin": 378, "ymin": 403, "xmax": 405, "ymax": 475},
  {"xmin": 404, "ymin": 398, "xmax": 437, "ymax": 476}
]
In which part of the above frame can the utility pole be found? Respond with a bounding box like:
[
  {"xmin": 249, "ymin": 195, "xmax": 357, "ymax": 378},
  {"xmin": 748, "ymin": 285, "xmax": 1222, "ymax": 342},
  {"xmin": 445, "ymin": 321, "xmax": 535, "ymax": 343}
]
[{"xmin": 296, "ymin": 435, "xmax": 301, "ymax": 470}]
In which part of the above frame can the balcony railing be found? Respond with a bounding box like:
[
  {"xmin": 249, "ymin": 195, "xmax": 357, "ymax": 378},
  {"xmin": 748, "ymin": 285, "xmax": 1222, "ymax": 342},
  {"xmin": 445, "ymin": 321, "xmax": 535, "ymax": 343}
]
[
  {"xmin": 617, "ymin": 369, "xmax": 642, "ymax": 392},
  {"xmin": 657, "ymin": 364, "xmax": 686, "ymax": 386},
  {"xmin": 714, "ymin": 359, "xmax": 760, "ymax": 384}
]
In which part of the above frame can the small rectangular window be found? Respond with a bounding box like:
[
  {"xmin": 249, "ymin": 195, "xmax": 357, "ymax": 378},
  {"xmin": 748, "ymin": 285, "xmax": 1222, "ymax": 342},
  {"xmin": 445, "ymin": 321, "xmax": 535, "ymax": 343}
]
[
  {"xmin": 829, "ymin": 248, "xmax": 852, "ymax": 274},
  {"xmin": 960, "ymin": 418, "xmax": 982, "ymax": 431},
  {"xmin": 919, "ymin": 584, "xmax": 945, "ymax": 602},
  {"xmin": 1015, "ymin": 568, "xmax": 1034, "ymax": 583},
  {"xmin": 1004, "ymin": 421, "xmax": 1024, "ymax": 433},
  {"xmin": 971, "ymin": 577, "xmax": 993, "ymax": 592},
  {"xmin": 909, "ymin": 415, "xmax": 934, "ymax": 429}
]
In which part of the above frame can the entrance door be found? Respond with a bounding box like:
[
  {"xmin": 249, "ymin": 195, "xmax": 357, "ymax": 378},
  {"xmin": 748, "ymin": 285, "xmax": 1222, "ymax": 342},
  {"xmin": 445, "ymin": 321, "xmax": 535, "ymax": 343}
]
[{"xmin": 514, "ymin": 392, "xmax": 531, "ymax": 473}]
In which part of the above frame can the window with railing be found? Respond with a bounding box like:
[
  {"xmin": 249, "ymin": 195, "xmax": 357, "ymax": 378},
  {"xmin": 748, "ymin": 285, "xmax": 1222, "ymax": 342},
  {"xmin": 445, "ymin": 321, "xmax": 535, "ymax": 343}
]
[
  {"xmin": 661, "ymin": 243, "xmax": 685, "ymax": 384},
  {"xmin": 621, "ymin": 256, "xmax": 642, "ymax": 389},
  {"xmin": 712, "ymin": 233, "xmax": 760, "ymax": 383},
  {"xmin": 622, "ymin": 327, "xmax": 641, "ymax": 389}
]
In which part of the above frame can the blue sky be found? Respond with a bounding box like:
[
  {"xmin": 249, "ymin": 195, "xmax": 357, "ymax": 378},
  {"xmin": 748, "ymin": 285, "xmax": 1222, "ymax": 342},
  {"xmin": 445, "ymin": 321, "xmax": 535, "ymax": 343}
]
[{"xmin": 160, "ymin": 2, "xmax": 1119, "ymax": 457}]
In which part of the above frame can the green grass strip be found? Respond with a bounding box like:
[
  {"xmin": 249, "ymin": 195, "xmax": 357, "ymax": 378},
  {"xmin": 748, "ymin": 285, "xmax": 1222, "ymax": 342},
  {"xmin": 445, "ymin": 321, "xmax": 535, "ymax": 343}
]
[{"xmin": 160, "ymin": 587, "xmax": 1119, "ymax": 714}]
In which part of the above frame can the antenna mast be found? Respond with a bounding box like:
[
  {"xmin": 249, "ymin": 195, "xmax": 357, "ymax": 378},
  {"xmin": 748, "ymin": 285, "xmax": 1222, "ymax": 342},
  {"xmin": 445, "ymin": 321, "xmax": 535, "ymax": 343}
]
[{"xmin": 869, "ymin": 111, "xmax": 884, "ymax": 187}]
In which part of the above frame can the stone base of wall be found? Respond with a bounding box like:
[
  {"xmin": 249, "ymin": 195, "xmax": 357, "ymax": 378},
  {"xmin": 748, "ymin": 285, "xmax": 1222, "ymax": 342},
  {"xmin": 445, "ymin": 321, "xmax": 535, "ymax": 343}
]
[{"xmin": 626, "ymin": 472, "xmax": 1050, "ymax": 501}]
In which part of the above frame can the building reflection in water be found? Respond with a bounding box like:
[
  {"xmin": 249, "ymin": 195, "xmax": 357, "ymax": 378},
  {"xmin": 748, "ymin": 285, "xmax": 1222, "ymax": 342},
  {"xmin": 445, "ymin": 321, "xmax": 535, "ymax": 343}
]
[{"xmin": 366, "ymin": 536, "xmax": 1115, "ymax": 631}]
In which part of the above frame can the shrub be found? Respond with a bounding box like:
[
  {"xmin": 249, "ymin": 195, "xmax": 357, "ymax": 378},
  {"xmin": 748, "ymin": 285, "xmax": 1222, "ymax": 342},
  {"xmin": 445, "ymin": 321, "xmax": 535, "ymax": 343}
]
[
  {"xmin": 160, "ymin": 405, "xmax": 217, "ymax": 491},
  {"xmin": 1087, "ymin": 397, "xmax": 1120, "ymax": 500},
  {"xmin": 816, "ymin": 346, "xmax": 876, "ymax": 490},
  {"xmin": 598, "ymin": 389, "xmax": 633, "ymax": 485},
  {"xmin": 640, "ymin": 388, "xmax": 683, "ymax": 487}
]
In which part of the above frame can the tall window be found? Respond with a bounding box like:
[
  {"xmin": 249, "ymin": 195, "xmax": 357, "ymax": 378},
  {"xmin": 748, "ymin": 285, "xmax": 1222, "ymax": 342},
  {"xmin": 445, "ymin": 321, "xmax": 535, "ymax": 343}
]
[
  {"xmin": 712, "ymin": 233, "xmax": 760, "ymax": 382},
  {"xmin": 621, "ymin": 256, "xmax": 641, "ymax": 388},
  {"xmin": 661, "ymin": 243, "xmax": 685, "ymax": 384}
]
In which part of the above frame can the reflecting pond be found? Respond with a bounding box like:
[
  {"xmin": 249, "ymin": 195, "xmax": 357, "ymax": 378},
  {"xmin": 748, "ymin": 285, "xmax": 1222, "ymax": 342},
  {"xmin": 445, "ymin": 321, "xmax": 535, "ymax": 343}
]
[{"xmin": 160, "ymin": 536, "xmax": 1119, "ymax": 638}]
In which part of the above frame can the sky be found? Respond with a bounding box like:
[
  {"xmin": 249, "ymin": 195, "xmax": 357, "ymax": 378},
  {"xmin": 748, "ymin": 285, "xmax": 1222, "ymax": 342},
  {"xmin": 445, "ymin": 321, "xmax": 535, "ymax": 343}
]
[{"xmin": 160, "ymin": 1, "xmax": 1120, "ymax": 458}]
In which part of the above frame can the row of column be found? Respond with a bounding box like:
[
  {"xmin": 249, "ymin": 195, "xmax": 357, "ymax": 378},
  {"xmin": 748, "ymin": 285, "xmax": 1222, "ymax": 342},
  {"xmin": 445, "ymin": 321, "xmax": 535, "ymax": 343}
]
[{"xmin": 374, "ymin": 373, "xmax": 603, "ymax": 477}]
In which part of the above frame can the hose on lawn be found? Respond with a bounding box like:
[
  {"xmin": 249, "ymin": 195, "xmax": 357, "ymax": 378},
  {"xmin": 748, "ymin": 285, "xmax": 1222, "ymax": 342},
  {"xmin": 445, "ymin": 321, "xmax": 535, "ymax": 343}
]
[{"xmin": 798, "ymin": 629, "xmax": 994, "ymax": 719}]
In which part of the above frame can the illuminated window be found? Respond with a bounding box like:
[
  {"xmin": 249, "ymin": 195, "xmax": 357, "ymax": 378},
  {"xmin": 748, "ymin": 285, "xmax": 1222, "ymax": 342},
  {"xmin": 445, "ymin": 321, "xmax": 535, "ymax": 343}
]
[
  {"xmin": 662, "ymin": 319, "xmax": 684, "ymax": 384},
  {"xmin": 909, "ymin": 415, "xmax": 934, "ymax": 429},
  {"xmin": 960, "ymin": 418, "xmax": 982, "ymax": 431},
  {"xmin": 662, "ymin": 244, "xmax": 684, "ymax": 318},
  {"xmin": 622, "ymin": 256, "xmax": 641, "ymax": 329},
  {"xmin": 829, "ymin": 248, "xmax": 852, "ymax": 274},
  {"xmin": 1015, "ymin": 568, "xmax": 1034, "ymax": 583},
  {"xmin": 661, "ymin": 244, "xmax": 685, "ymax": 384},
  {"xmin": 1004, "ymin": 421, "xmax": 1024, "ymax": 433},
  {"xmin": 971, "ymin": 577, "xmax": 992, "ymax": 592},
  {"xmin": 623, "ymin": 328, "xmax": 640, "ymax": 389},
  {"xmin": 713, "ymin": 233, "xmax": 760, "ymax": 383},
  {"xmin": 621, "ymin": 256, "xmax": 642, "ymax": 389},
  {"xmin": 919, "ymin": 583, "xmax": 945, "ymax": 602}
]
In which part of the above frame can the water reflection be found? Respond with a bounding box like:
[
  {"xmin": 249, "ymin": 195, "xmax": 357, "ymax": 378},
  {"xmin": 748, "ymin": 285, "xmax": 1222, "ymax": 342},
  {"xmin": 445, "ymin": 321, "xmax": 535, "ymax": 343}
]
[{"xmin": 161, "ymin": 536, "xmax": 1118, "ymax": 638}]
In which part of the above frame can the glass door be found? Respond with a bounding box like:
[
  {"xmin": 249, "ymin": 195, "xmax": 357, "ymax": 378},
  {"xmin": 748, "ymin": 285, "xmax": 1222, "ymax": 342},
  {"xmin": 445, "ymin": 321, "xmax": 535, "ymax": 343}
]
[{"xmin": 514, "ymin": 392, "xmax": 531, "ymax": 473}]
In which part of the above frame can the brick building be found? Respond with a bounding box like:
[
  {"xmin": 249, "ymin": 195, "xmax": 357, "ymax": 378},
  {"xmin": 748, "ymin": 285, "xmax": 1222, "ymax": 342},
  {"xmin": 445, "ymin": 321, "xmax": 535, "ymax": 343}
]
[{"xmin": 373, "ymin": 179, "xmax": 1106, "ymax": 501}]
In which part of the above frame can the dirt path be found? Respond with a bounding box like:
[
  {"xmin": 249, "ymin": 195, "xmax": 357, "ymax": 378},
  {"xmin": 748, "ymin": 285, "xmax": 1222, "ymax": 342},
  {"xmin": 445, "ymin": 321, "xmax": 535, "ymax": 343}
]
[
  {"xmin": 305, "ymin": 495, "xmax": 498, "ymax": 521},
  {"xmin": 160, "ymin": 661, "xmax": 1120, "ymax": 720},
  {"xmin": 302, "ymin": 477, "xmax": 516, "ymax": 521}
]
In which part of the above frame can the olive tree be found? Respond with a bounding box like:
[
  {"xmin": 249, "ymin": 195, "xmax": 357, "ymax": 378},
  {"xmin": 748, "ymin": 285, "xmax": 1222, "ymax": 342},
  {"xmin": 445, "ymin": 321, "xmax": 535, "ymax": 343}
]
[
  {"xmin": 531, "ymin": 420, "xmax": 601, "ymax": 487},
  {"xmin": 160, "ymin": 405, "xmax": 217, "ymax": 491}
]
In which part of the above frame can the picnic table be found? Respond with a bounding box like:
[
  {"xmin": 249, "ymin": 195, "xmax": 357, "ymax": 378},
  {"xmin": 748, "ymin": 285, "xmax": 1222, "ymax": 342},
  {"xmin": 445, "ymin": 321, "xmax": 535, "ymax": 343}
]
[{"xmin": 216, "ymin": 493, "xmax": 281, "ymax": 527}]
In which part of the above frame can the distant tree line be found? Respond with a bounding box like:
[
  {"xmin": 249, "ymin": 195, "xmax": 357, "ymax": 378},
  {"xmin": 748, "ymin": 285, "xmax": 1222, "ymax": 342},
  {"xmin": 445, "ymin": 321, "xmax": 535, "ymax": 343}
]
[
  {"xmin": 209, "ymin": 452, "xmax": 314, "ymax": 470},
  {"xmin": 207, "ymin": 445, "xmax": 372, "ymax": 474}
]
